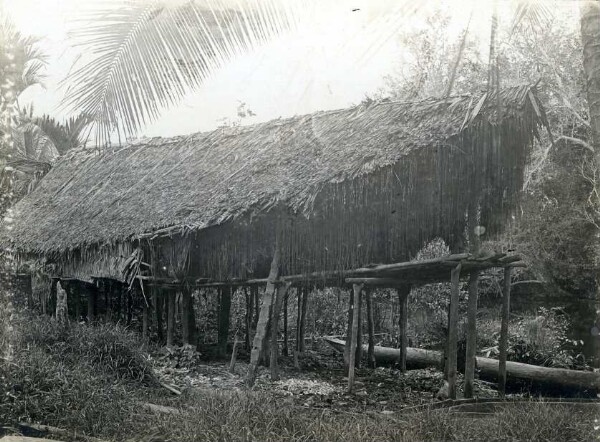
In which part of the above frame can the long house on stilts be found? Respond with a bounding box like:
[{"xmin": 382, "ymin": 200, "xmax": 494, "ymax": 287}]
[{"xmin": 5, "ymin": 84, "xmax": 560, "ymax": 397}]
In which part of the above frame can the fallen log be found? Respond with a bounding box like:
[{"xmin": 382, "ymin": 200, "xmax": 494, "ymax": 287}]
[{"xmin": 323, "ymin": 338, "xmax": 600, "ymax": 393}]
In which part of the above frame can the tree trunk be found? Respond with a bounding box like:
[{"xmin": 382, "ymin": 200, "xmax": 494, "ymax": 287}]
[
  {"xmin": 580, "ymin": 1, "xmax": 600, "ymax": 367},
  {"xmin": 246, "ymin": 245, "xmax": 280, "ymax": 387},
  {"xmin": 325, "ymin": 338, "xmax": 600, "ymax": 393},
  {"xmin": 218, "ymin": 286, "xmax": 232, "ymax": 357}
]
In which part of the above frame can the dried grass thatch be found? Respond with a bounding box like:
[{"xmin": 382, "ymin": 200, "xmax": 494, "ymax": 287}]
[{"xmin": 6, "ymin": 85, "xmax": 547, "ymax": 280}]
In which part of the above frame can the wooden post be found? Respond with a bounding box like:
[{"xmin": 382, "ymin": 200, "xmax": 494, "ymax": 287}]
[
  {"xmin": 283, "ymin": 291, "xmax": 289, "ymax": 356},
  {"xmin": 188, "ymin": 289, "xmax": 196, "ymax": 347},
  {"xmin": 87, "ymin": 286, "xmax": 96, "ymax": 322},
  {"xmin": 73, "ymin": 285, "xmax": 80, "ymax": 321},
  {"xmin": 153, "ymin": 288, "xmax": 163, "ymax": 343},
  {"xmin": 355, "ymin": 289, "xmax": 363, "ymax": 368},
  {"xmin": 127, "ymin": 288, "xmax": 133, "ymax": 325},
  {"xmin": 246, "ymin": 244, "xmax": 280, "ymax": 387},
  {"xmin": 447, "ymin": 263, "xmax": 462, "ymax": 399},
  {"xmin": 229, "ymin": 335, "xmax": 240, "ymax": 373},
  {"xmin": 245, "ymin": 287, "xmax": 252, "ymax": 351},
  {"xmin": 464, "ymin": 270, "xmax": 480, "ymax": 398},
  {"xmin": 167, "ymin": 289, "xmax": 175, "ymax": 347},
  {"xmin": 499, "ymin": 266, "xmax": 512, "ymax": 397},
  {"xmin": 398, "ymin": 285, "xmax": 410, "ymax": 372},
  {"xmin": 270, "ymin": 282, "xmax": 291, "ymax": 381},
  {"xmin": 344, "ymin": 289, "xmax": 354, "ymax": 368},
  {"xmin": 296, "ymin": 287, "xmax": 302, "ymax": 352},
  {"xmin": 366, "ymin": 288, "xmax": 376, "ymax": 369},
  {"xmin": 182, "ymin": 288, "xmax": 190, "ymax": 345},
  {"xmin": 299, "ymin": 286, "xmax": 308, "ymax": 353},
  {"xmin": 49, "ymin": 279, "xmax": 57, "ymax": 317},
  {"xmin": 218, "ymin": 286, "xmax": 232, "ymax": 357},
  {"xmin": 348, "ymin": 283, "xmax": 363, "ymax": 393},
  {"xmin": 142, "ymin": 301, "xmax": 149, "ymax": 341}
]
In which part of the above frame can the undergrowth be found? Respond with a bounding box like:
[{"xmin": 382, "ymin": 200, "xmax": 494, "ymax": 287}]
[{"xmin": 1, "ymin": 312, "xmax": 597, "ymax": 441}]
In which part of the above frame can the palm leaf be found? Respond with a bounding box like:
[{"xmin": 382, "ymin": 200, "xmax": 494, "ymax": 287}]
[
  {"xmin": 510, "ymin": 0, "xmax": 553, "ymax": 36},
  {"xmin": 61, "ymin": 0, "xmax": 300, "ymax": 147}
]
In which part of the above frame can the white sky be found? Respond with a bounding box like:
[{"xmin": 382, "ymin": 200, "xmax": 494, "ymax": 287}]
[{"xmin": 1, "ymin": 0, "xmax": 581, "ymax": 139}]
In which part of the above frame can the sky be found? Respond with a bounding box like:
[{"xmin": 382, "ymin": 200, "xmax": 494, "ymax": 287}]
[{"xmin": 1, "ymin": 0, "xmax": 580, "ymax": 139}]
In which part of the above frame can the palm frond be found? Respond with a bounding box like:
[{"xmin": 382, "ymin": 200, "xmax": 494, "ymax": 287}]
[
  {"xmin": 61, "ymin": 0, "xmax": 300, "ymax": 147},
  {"xmin": 510, "ymin": 0, "xmax": 553, "ymax": 37}
]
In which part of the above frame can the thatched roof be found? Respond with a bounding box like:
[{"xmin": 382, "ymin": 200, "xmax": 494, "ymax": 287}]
[{"xmin": 6, "ymin": 85, "xmax": 546, "ymax": 280}]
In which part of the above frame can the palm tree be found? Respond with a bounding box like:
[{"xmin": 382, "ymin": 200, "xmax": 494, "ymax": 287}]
[{"xmin": 0, "ymin": 18, "xmax": 47, "ymax": 215}]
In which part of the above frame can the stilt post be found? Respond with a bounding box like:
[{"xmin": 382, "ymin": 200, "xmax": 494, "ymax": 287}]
[
  {"xmin": 464, "ymin": 270, "xmax": 480, "ymax": 398},
  {"xmin": 447, "ymin": 263, "xmax": 462, "ymax": 399},
  {"xmin": 398, "ymin": 285, "xmax": 410, "ymax": 372},
  {"xmin": 166, "ymin": 289, "xmax": 175, "ymax": 347},
  {"xmin": 348, "ymin": 283, "xmax": 363, "ymax": 393},
  {"xmin": 270, "ymin": 282, "xmax": 291, "ymax": 380},
  {"xmin": 499, "ymin": 266, "xmax": 512, "ymax": 397},
  {"xmin": 366, "ymin": 288, "xmax": 376, "ymax": 369}
]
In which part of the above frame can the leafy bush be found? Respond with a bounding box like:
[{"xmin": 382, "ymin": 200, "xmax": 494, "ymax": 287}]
[{"xmin": 0, "ymin": 311, "xmax": 157, "ymax": 436}]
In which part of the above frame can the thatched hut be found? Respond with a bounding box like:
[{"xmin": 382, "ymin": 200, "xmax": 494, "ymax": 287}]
[
  {"xmin": 7, "ymin": 85, "xmax": 545, "ymax": 282},
  {"xmin": 4, "ymin": 84, "xmax": 551, "ymax": 395}
]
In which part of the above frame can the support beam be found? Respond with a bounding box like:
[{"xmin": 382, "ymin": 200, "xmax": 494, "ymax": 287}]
[
  {"xmin": 167, "ymin": 289, "xmax": 175, "ymax": 348},
  {"xmin": 499, "ymin": 266, "xmax": 512, "ymax": 397},
  {"xmin": 365, "ymin": 289, "xmax": 376, "ymax": 369},
  {"xmin": 246, "ymin": 244, "xmax": 281, "ymax": 387},
  {"xmin": 347, "ymin": 283, "xmax": 363, "ymax": 393},
  {"xmin": 270, "ymin": 282, "xmax": 291, "ymax": 380},
  {"xmin": 398, "ymin": 285, "xmax": 410, "ymax": 372},
  {"xmin": 464, "ymin": 270, "xmax": 480, "ymax": 398},
  {"xmin": 447, "ymin": 263, "xmax": 462, "ymax": 399}
]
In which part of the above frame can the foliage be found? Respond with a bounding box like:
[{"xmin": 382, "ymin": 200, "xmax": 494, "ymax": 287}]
[
  {"xmin": 61, "ymin": 0, "xmax": 294, "ymax": 146},
  {"xmin": 0, "ymin": 311, "xmax": 158, "ymax": 435}
]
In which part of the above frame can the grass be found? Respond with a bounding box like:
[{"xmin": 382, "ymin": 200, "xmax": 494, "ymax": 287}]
[{"xmin": 1, "ymin": 312, "xmax": 598, "ymax": 441}]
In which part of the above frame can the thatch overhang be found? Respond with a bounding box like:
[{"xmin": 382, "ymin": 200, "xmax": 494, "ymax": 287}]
[{"xmin": 5, "ymin": 85, "xmax": 548, "ymax": 282}]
